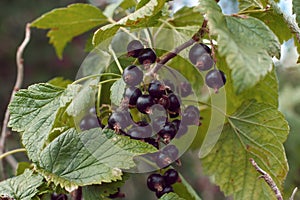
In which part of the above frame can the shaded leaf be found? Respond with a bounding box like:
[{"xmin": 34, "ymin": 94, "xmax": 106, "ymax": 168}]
[
  {"xmin": 47, "ymin": 77, "xmax": 73, "ymax": 88},
  {"xmin": 110, "ymin": 78, "xmax": 126, "ymax": 106},
  {"xmin": 200, "ymin": 100, "xmax": 289, "ymax": 199},
  {"xmin": 238, "ymin": 0, "xmax": 264, "ymax": 11},
  {"xmin": 0, "ymin": 170, "xmax": 43, "ymax": 200},
  {"xmin": 293, "ymin": 0, "xmax": 300, "ymax": 27},
  {"xmin": 31, "ymin": 4, "xmax": 108, "ymax": 58},
  {"xmin": 160, "ymin": 192, "xmax": 186, "ymax": 200},
  {"xmin": 173, "ymin": 172, "xmax": 201, "ymax": 200},
  {"xmin": 169, "ymin": 7, "xmax": 203, "ymax": 27},
  {"xmin": 8, "ymin": 83, "xmax": 81, "ymax": 162}
]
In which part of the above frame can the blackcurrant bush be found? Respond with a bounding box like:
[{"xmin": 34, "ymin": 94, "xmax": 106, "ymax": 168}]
[
  {"xmin": 138, "ymin": 48, "xmax": 157, "ymax": 66},
  {"xmin": 127, "ymin": 40, "xmax": 144, "ymax": 58},
  {"xmin": 167, "ymin": 94, "xmax": 180, "ymax": 113},
  {"xmin": 124, "ymin": 87, "xmax": 142, "ymax": 107},
  {"xmin": 158, "ymin": 122, "xmax": 177, "ymax": 143},
  {"xmin": 205, "ymin": 69, "xmax": 226, "ymax": 92},
  {"xmin": 162, "ymin": 145, "xmax": 179, "ymax": 161},
  {"xmin": 147, "ymin": 174, "xmax": 166, "ymax": 192},
  {"xmin": 122, "ymin": 65, "xmax": 143, "ymax": 86},
  {"xmin": 164, "ymin": 169, "xmax": 179, "ymax": 185},
  {"xmin": 182, "ymin": 105, "xmax": 200, "ymax": 126},
  {"xmin": 195, "ymin": 53, "xmax": 214, "ymax": 71},
  {"xmin": 156, "ymin": 185, "xmax": 174, "ymax": 198},
  {"xmin": 180, "ymin": 81, "xmax": 192, "ymax": 97},
  {"xmin": 136, "ymin": 94, "xmax": 155, "ymax": 114},
  {"xmin": 80, "ymin": 115, "xmax": 101, "ymax": 130},
  {"xmin": 108, "ymin": 111, "xmax": 131, "ymax": 131},
  {"xmin": 189, "ymin": 43, "xmax": 211, "ymax": 65},
  {"xmin": 148, "ymin": 80, "xmax": 165, "ymax": 98}
]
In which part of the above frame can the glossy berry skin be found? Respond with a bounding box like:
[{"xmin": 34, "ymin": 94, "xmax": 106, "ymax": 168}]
[
  {"xmin": 158, "ymin": 123, "xmax": 177, "ymax": 143},
  {"xmin": 136, "ymin": 94, "xmax": 155, "ymax": 114},
  {"xmin": 127, "ymin": 40, "xmax": 144, "ymax": 58},
  {"xmin": 108, "ymin": 111, "xmax": 131, "ymax": 131},
  {"xmin": 189, "ymin": 43, "xmax": 211, "ymax": 65},
  {"xmin": 182, "ymin": 105, "xmax": 200, "ymax": 126},
  {"xmin": 195, "ymin": 53, "xmax": 214, "ymax": 71},
  {"xmin": 122, "ymin": 65, "xmax": 143, "ymax": 86},
  {"xmin": 124, "ymin": 87, "xmax": 142, "ymax": 106},
  {"xmin": 205, "ymin": 69, "xmax": 226, "ymax": 91},
  {"xmin": 147, "ymin": 174, "xmax": 166, "ymax": 192},
  {"xmin": 148, "ymin": 80, "xmax": 165, "ymax": 98},
  {"xmin": 156, "ymin": 185, "xmax": 174, "ymax": 198},
  {"xmin": 163, "ymin": 169, "xmax": 179, "ymax": 185},
  {"xmin": 80, "ymin": 115, "xmax": 101, "ymax": 130},
  {"xmin": 167, "ymin": 94, "xmax": 180, "ymax": 113},
  {"xmin": 138, "ymin": 48, "xmax": 157, "ymax": 65}
]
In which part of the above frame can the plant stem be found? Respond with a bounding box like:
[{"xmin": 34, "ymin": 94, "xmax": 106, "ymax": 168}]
[
  {"xmin": 289, "ymin": 187, "xmax": 298, "ymax": 200},
  {"xmin": 72, "ymin": 73, "xmax": 121, "ymax": 85},
  {"xmin": 109, "ymin": 45, "xmax": 123, "ymax": 74},
  {"xmin": 0, "ymin": 148, "xmax": 26, "ymax": 160}
]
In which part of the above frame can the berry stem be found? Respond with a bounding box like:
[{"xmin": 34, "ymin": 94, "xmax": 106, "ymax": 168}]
[
  {"xmin": 109, "ymin": 45, "xmax": 124, "ymax": 74},
  {"xmin": 0, "ymin": 148, "xmax": 27, "ymax": 160},
  {"xmin": 72, "ymin": 73, "xmax": 121, "ymax": 85}
]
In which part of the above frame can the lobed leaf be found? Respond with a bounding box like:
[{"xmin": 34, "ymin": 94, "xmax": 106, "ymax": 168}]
[
  {"xmin": 8, "ymin": 83, "xmax": 81, "ymax": 162},
  {"xmin": 200, "ymin": 100, "xmax": 289, "ymax": 199},
  {"xmin": 0, "ymin": 169, "xmax": 44, "ymax": 200},
  {"xmin": 31, "ymin": 4, "xmax": 108, "ymax": 58},
  {"xmin": 200, "ymin": 0, "xmax": 280, "ymax": 94}
]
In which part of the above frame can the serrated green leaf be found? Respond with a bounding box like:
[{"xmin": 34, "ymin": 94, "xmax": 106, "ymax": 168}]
[
  {"xmin": 160, "ymin": 192, "xmax": 185, "ymax": 200},
  {"xmin": 8, "ymin": 83, "xmax": 81, "ymax": 162},
  {"xmin": 0, "ymin": 169, "xmax": 44, "ymax": 200},
  {"xmin": 110, "ymin": 78, "xmax": 125, "ymax": 106},
  {"xmin": 93, "ymin": 0, "xmax": 166, "ymax": 46},
  {"xmin": 31, "ymin": 4, "xmax": 108, "ymax": 58},
  {"xmin": 200, "ymin": 100, "xmax": 289, "ymax": 199},
  {"xmin": 200, "ymin": 0, "xmax": 280, "ymax": 94},
  {"xmin": 169, "ymin": 7, "xmax": 203, "ymax": 27},
  {"xmin": 293, "ymin": 0, "xmax": 300, "ymax": 27},
  {"xmin": 37, "ymin": 128, "xmax": 156, "ymax": 191}
]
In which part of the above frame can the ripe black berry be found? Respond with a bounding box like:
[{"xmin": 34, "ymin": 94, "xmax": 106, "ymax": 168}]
[
  {"xmin": 180, "ymin": 81, "xmax": 192, "ymax": 97},
  {"xmin": 163, "ymin": 169, "xmax": 179, "ymax": 185},
  {"xmin": 124, "ymin": 87, "xmax": 142, "ymax": 107},
  {"xmin": 138, "ymin": 48, "xmax": 157, "ymax": 66},
  {"xmin": 108, "ymin": 111, "xmax": 131, "ymax": 131},
  {"xmin": 162, "ymin": 145, "xmax": 179, "ymax": 161},
  {"xmin": 158, "ymin": 122, "xmax": 177, "ymax": 143},
  {"xmin": 182, "ymin": 105, "xmax": 200, "ymax": 126},
  {"xmin": 144, "ymin": 137, "xmax": 159, "ymax": 149},
  {"xmin": 136, "ymin": 94, "xmax": 155, "ymax": 114},
  {"xmin": 155, "ymin": 185, "xmax": 174, "ymax": 198},
  {"xmin": 147, "ymin": 174, "xmax": 166, "ymax": 192},
  {"xmin": 122, "ymin": 65, "xmax": 143, "ymax": 86},
  {"xmin": 128, "ymin": 121, "xmax": 152, "ymax": 139},
  {"xmin": 155, "ymin": 152, "xmax": 173, "ymax": 168},
  {"xmin": 127, "ymin": 40, "xmax": 144, "ymax": 58},
  {"xmin": 80, "ymin": 115, "xmax": 102, "ymax": 130},
  {"xmin": 189, "ymin": 43, "xmax": 211, "ymax": 65},
  {"xmin": 205, "ymin": 69, "xmax": 226, "ymax": 92},
  {"xmin": 148, "ymin": 80, "xmax": 165, "ymax": 98},
  {"xmin": 167, "ymin": 94, "xmax": 180, "ymax": 113},
  {"xmin": 195, "ymin": 53, "xmax": 214, "ymax": 71}
]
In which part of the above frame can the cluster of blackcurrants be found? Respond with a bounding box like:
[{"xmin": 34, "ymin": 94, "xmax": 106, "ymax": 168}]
[
  {"xmin": 189, "ymin": 42, "xmax": 226, "ymax": 92},
  {"xmin": 147, "ymin": 169, "xmax": 180, "ymax": 198}
]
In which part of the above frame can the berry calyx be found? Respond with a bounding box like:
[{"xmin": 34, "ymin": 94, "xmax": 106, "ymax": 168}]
[
  {"xmin": 138, "ymin": 48, "xmax": 157, "ymax": 66},
  {"xmin": 155, "ymin": 185, "xmax": 174, "ymax": 198},
  {"xmin": 124, "ymin": 86, "xmax": 142, "ymax": 107},
  {"xmin": 127, "ymin": 40, "xmax": 144, "ymax": 58},
  {"xmin": 122, "ymin": 65, "xmax": 143, "ymax": 86},
  {"xmin": 163, "ymin": 169, "xmax": 179, "ymax": 185},
  {"xmin": 147, "ymin": 174, "xmax": 166, "ymax": 192},
  {"xmin": 136, "ymin": 94, "xmax": 155, "ymax": 114},
  {"xmin": 205, "ymin": 69, "xmax": 226, "ymax": 92}
]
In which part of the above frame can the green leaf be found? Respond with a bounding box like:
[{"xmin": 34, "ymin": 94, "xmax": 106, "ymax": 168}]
[
  {"xmin": 0, "ymin": 169, "xmax": 44, "ymax": 200},
  {"xmin": 200, "ymin": 100, "xmax": 289, "ymax": 199},
  {"xmin": 160, "ymin": 192, "xmax": 186, "ymax": 200},
  {"xmin": 110, "ymin": 78, "xmax": 125, "ymax": 106},
  {"xmin": 8, "ymin": 83, "xmax": 81, "ymax": 162},
  {"xmin": 238, "ymin": 0, "xmax": 264, "ymax": 11},
  {"xmin": 173, "ymin": 172, "xmax": 201, "ymax": 200},
  {"xmin": 47, "ymin": 77, "xmax": 73, "ymax": 88},
  {"xmin": 200, "ymin": 0, "xmax": 280, "ymax": 93},
  {"xmin": 169, "ymin": 7, "xmax": 203, "ymax": 27},
  {"xmin": 31, "ymin": 4, "xmax": 108, "ymax": 59},
  {"xmin": 37, "ymin": 128, "xmax": 156, "ymax": 191},
  {"xmin": 93, "ymin": 0, "xmax": 166, "ymax": 46},
  {"xmin": 16, "ymin": 162, "xmax": 33, "ymax": 176},
  {"xmin": 293, "ymin": 0, "xmax": 300, "ymax": 27}
]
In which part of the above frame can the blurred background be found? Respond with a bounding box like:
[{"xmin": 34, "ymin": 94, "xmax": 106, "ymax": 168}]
[{"xmin": 0, "ymin": 0, "xmax": 299, "ymax": 199}]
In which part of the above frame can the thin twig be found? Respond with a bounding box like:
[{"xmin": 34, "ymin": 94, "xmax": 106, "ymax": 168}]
[
  {"xmin": 147, "ymin": 19, "xmax": 208, "ymax": 76},
  {"xmin": 0, "ymin": 23, "xmax": 31, "ymax": 178},
  {"xmin": 289, "ymin": 187, "xmax": 298, "ymax": 200},
  {"xmin": 249, "ymin": 158, "xmax": 283, "ymax": 200}
]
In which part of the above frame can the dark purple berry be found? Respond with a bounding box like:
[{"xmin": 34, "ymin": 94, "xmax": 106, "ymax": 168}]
[
  {"xmin": 122, "ymin": 65, "xmax": 143, "ymax": 86},
  {"xmin": 124, "ymin": 87, "xmax": 142, "ymax": 107},
  {"xmin": 147, "ymin": 174, "xmax": 166, "ymax": 192},
  {"xmin": 156, "ymin": 185, "xmax": 174, "ymax": 198},
  {"xmin": 127, "ymin": 40, "xmax": 144, "ymax": 58},
  {"xmin": 195, "ymin": 53, "xmax": 214, "ymax": 71},
  {"xmin": 205, "ymin": 69, "xmax": 226, "ymax": 92},
  {"xmin": 108, "ymin": 111, "xmax": 131, "ymax": 131},
  {"xmin": 136, "ymin": 94, "xmax": 155, "ymax": 114},
  {"xmin": 128, "ymin": 121, "xmax": 152, "ymax": 139},
  {"xmin": 138, "ymin": 48, "xmax": 157, "ymax": 66},
  {"xmin": 155, "ymin": 152, "xmax": 173, "ymax": 168},
  {"xmin": 80, "ymin": 115, "xmax": 102, "ymax": 130},
  {"xmin": 144, "ymin": 138, "xmax": 159, "ymax": 149},
  {"xmin": 163, "ymin": 169, "xmax": 179, "ymax": 185},
  {"xmin": 157, "ymin": 95, "xmax": 170, "ymax": 109},
  {"xmin": 182, "ymin": 105, "xmax": 200, "ymax": 126},
  {"xmin": 158, "ymin": 123, "xmax": 177, "ymax": 143},
  {"xmin": 180, "ymin": 82, "xmax": 192, "ymax": 97},
  {"xmin": 148, "ymin": 80, "xmax": 165, "ymax": 98},
  {"xmin": 189, "ymin": 43, "xmax": 211, "ymax": 65},
  {"xmin": 167, "ymin": 94, "xmax": 180, "ymax": 113}
]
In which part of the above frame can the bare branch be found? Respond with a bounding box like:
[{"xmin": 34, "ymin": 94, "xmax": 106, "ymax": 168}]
[
  {"xmin": 289, "ymin": 187, "xmax": 298, "ymax": 200},
  {"xmin": 0, "ymin": 23, "xmax": 31, "ymax": 178},
  {"xmin": 249, "ymin": 158, "xmax": 283, "ymax": 200}
]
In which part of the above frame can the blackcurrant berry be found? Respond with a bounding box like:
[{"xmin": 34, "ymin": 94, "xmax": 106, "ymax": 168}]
[
  {"xmin": 136, "ymin": 94, "xmax": 155, "ymax": 114},
  {"xmin": 138, "ymin": 48, "xmax": 157, "ymax": 66},
  {"xmin": 80, "ymin": 115, "xmax": 101, "ymax": 130},
  {"xmin": 127, "ymin": 40, "xmax": 144, "ymax": 58},
  {"xmin": 189, "ymin": 43, "xmax": 211, "ymax": 65},
  {"xmin": 182, "ymin": 105, "xmax": 200, "ymax": 126},
  {"xmin": 128, "ymin": 121, "xmax": 152, "ymax": 139},
  {"xmin": 180, "ymin": 82, "xmax": 192, "ymax": 97},
  {"xmin": 167, "ymin": 94, "xmax": 180, "ymax": 113},
  {"xmin": 122, "ymin": 65, "xmax": 143, "ymax": 86},
  {"xmin": 162, "ymin": 145, "xmax": 179, "ymax": 161},
  {"xmin": 155, "ymin": 152, "xmax": 173, "ymax": 168},
  {"xmin": 108, "ymin": 111, "xmax": 131, "ymax": 131},
  {"xmin": 157, "ymin": 95, "xmax": 170, "ymax": 109},
  {"xmin": 156, "ymin": 185, "xmax": 174, "ymax": 198},
  {"xmin": 147, "ymin": 174, "xmax": 166, "ymax": 192},
  {"xmin": 195, "ymin": 53, "xmax": 214, "ymax": 71},
  {"xmin": 205, "ymin": 69, "xmax": 226, "ymax": 92},
  {"xmin": 163, "ymin": 169, "xmax": 179, "ymax": 185},
  {"xmin": 158, "ymin": 123, "xmax": 177, "ymax": 143},
  {"xmin": 148, "ymin": 80, "xmax": 165, "ymax": 98},
  {"xmin": 124, "ymin": 87, "xmax": 142, "ymax": 107},
  {"xmin": 144, "ymin": 137, "xmax": 159, "ymax": 149}
]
